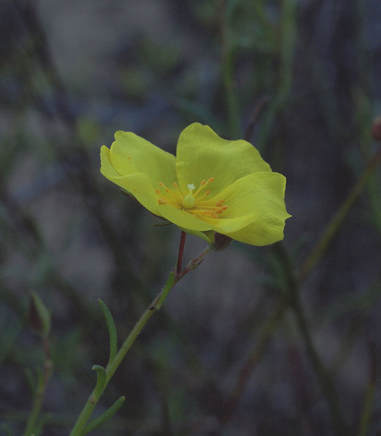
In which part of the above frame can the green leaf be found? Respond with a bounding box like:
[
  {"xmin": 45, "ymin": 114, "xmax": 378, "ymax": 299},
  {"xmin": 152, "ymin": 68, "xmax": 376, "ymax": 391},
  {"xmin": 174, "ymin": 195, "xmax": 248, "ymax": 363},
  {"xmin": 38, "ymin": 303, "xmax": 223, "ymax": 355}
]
[
  {"xmin": 98, "ymin": 299, "xmax": 118, "ymax": 364},
  {"xmin": 92, "ymin": 365, "xmax": 106, "ymax": 395},
  {"xmin": 83, "ymin": 396, "xmax": 126, "ymax": 435},
  {"xmin": 29, "ymin": 292, "xmax": 51, "ymax": 338}
]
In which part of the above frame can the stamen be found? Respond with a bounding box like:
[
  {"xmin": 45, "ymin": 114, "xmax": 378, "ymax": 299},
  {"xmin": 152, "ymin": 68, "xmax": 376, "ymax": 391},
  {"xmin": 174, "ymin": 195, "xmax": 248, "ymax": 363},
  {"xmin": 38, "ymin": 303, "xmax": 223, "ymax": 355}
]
[
  {"xmin": 198, "ymin": 189, "xmax": 210, "ymax": 200},
  {"xmin": 156, "ymin": 181, "xmax": 183, "ymax": 207},
  {"xmin": 155, "ymin": 177, "xmax": 227, "ymax": 219},
  {"xmin": 194, "ymin": 177, "xmax": 214, "ymax": 196}
]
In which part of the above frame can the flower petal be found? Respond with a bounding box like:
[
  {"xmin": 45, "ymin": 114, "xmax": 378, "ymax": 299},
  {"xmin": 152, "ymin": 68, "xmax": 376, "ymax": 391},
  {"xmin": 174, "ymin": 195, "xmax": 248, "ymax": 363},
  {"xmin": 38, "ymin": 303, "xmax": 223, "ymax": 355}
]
[
  {"xmin": 110, "ymin": 130, "xmax": 176, "ymax": 187},
  {"xmin": 224, "ymin": 218, "xmax": 287, "ymax": 246},
  {"xmin": 207, "ymin": 172, "xmax": 291, "ymax": 245},
  {"xmin": 101, "ymin": 146, "xmax": 160, "ymax": 216},
  {"xmin": 100, "ymin": 145, "xmax": 121, "ymax": 179},
  {"xmin": 176, "ymin": 123, "xmax": 271, "ymax": 196},
  {"xmin": 102, "ymin": 145, "xmax": 212, "ymax": 229},
  {"xmin": 158, "ymin": 204, "xmax": 212, "ymax": 231}
]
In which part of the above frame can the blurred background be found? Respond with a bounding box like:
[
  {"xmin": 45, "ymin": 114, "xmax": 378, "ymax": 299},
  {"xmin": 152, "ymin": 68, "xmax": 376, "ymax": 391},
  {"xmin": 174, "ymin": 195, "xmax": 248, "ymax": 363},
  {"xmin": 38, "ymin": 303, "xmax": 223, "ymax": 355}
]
[{"xmin": 1, "ymin": 0, "xmax": 381, "ymax": 435}]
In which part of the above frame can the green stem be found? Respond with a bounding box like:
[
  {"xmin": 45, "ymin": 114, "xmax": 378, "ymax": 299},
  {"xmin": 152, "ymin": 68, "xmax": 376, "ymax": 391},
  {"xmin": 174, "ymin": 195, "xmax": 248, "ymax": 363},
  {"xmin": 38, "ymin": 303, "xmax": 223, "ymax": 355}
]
[
  {"xmin": 257, "ymin": 0, "xmax": 297, "ymax": 148},
  {"xmin": 225, "ymin": 148, "xmax": 381, "ymax": 426},
  {"xmin": 23, "ymin": 380, "xmax": 45, "ymax": 436},
  {"xmin": 275, "ymin": 244, "xmax": 347, "ymax": 436},
  {"xmin": 69, "ymin": 241, "xmax": 210, "ymax": 436},
  {"xmin": 357, "ymin": 342, "xmax": 376, "ymax": 436},
  {"xmin": 289, "ymin": 288, "xmax": 347, "ymax": 435},
  {"xmin": 221, "ymin": 292, "xmax": 288, "ymax": 423},
  {"xmin": 83, "ymin": 396, "xmax": 125, "ymax": 435},
  {"xmin": 23, "ymin": 338, "xmax": 53, "ymax": 436},
  {"xmin": 357, "ymin": 384, "xmax": 375, "ymax": 436},
  {"xmin": 220, "ymin": 0, "xmax": 241, "ymax": 138},
  {"xmin": 299, "ymin": 149, "xmax": 381, "ymax": 281},
  {"xmin": 69, "ymin": 274, "xmax": 174, "ymax": 436}
]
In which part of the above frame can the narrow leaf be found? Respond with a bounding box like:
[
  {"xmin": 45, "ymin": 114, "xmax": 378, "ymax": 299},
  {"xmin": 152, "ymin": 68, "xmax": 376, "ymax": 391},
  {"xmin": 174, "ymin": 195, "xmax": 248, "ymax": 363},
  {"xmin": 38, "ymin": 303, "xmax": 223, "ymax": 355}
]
[
  {"xmin": 98, "ymin": 299, "xmax": 118, "ymax": 363},
  {"xmin": 92, "ymin": 364, "xmax": 106, "ymax": 394},
  {"xmin": 83, "ymin": 396, "xmax": 126, "ymax": 435},
  {"xmin": 29, "ymin": 292, "xmax": 51, "ymax": 338}
]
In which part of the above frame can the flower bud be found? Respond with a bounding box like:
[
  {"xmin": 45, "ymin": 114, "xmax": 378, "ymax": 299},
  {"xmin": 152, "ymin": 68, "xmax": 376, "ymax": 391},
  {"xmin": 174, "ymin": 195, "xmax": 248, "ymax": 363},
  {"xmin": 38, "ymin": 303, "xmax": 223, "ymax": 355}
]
[{"xmin": 212, "ymin": 232, "xmax": 232, "ymax": 251}]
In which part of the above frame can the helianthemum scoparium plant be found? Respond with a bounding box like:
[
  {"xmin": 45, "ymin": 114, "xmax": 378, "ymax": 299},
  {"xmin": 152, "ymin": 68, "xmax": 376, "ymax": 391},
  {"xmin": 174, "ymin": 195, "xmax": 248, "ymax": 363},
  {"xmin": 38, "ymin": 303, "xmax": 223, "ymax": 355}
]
[
  {"xmin": 101, "ymin": 122, "xmax": 290, "ymax": 245},
  {"xmin": 69, "ymin": 124, "xmax": 290, "ymax": 436}
]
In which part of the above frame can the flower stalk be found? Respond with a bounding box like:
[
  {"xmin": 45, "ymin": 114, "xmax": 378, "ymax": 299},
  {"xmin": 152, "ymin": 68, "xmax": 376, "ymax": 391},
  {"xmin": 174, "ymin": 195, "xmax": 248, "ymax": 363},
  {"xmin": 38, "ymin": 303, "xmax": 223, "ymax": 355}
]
[
  {"xmin": 69, "ymin": 233, "xmax": 209, "ymax": 436},
  {"xmin": 176, "ymin": 231, "xmax": 187, "ymax": 277}
]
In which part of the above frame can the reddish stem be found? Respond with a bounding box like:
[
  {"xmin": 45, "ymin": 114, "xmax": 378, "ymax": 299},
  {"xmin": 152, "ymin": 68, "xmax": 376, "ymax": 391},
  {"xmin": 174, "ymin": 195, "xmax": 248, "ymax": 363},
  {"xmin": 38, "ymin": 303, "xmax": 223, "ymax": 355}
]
[{"xmin": 176, "ymin": 231, "xmax": 187, "ymax": 277}]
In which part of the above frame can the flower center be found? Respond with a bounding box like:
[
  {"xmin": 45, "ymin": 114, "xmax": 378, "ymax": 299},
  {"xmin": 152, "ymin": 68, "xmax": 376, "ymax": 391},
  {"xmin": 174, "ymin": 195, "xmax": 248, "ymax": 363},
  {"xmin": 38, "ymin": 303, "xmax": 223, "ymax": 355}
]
[
  {"xmin": 182, "ymin": 184, "xmax": 196, "ymax": 209},
  {"xmin": 155, "ymin": 178, "xmax": 228, "ymax": 219}
]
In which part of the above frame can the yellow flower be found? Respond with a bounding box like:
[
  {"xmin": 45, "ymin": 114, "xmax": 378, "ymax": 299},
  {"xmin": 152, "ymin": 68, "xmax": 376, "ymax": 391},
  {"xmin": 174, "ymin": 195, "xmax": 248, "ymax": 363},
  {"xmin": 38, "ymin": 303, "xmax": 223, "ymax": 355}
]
[{"xmin": 100, "ymin": 122, "xmax": 291, "ymax": 246}]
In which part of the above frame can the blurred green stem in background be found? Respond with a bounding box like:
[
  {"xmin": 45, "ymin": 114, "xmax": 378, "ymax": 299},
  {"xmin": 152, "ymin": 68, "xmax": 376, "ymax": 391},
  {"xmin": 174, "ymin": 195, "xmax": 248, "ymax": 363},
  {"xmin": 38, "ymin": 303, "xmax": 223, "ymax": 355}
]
[
  {"xmin": 217, "ymin": 0, "xmax": 381, "ymax": 431},
  {"xmin": 357, "ymin": 384, "xmax": 376, "ymax": 436},
  {"xmin": 223, "ymin": 146, "xmax": 381, "ymax": 430},
  {"xmin": 23, "ymin": 338, "xmax": 53, "ymax": 436},
  {"xmin": 357, "ymin": 341, "xmax": 376, "ymax": 436},
  {"xmin": 257, "ymin": 0, "xmax": 297, "ymax": 148},
  {"xmin": 69, "ymin": 234, "xmax": 210, "ymax": 436},
  {"xmin": 275, "ymin": 244, "xmax": 347, "ymax": 436},
  {"xmin": 23, "ymin": 293, "xmax": 53, "ymax": 436},
  {"xmin": 299, "ymin": 148, "xmax": 381, "ymax": 281},
  {"xmin": 220, "ymin": 0, "xmax": 241, "ymax": 139}
]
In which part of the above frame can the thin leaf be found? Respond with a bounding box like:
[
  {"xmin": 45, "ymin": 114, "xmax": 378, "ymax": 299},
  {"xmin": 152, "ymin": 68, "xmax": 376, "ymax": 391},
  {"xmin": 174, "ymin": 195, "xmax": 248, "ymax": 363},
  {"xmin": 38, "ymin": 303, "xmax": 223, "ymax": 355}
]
[
  {"xmin": 29, "ymin": 292, "xmax": 51, "ymax": 338},
  {"xmin": 92, "ymin": 365, "xmax": 106, "ymax": 395},
  {"xmin": 83, "ymin": 396, "xmax": 126, "ymax": 435},
  {"xmin": 98, "ymin": 299, "xmax": 118, "ymax": 364}
]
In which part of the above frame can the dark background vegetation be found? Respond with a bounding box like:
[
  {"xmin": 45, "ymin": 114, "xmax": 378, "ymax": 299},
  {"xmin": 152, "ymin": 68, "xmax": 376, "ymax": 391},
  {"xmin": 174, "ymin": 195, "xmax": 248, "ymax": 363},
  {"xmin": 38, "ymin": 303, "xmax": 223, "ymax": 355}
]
[{"xmin": 1, "ymin": 0, "xmax": 381, "ymax": 435}]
